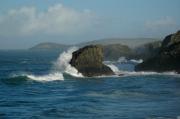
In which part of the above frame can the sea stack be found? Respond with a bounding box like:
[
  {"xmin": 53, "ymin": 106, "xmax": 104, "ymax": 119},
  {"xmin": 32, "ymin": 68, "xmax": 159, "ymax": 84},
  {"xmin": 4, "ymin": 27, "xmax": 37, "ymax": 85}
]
[
  {"xmin": 135, "ymin": 30, "xmax": 180, "ymax": 73},
  {"xmin": 70, "ymin": 45, "xmax": 114, "ymax": 77}
]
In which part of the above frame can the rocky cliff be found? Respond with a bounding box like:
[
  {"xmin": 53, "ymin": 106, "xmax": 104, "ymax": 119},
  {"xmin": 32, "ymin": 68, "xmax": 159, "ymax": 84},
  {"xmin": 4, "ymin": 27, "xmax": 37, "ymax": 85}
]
[
  {"xmin": 133, "ymin": 41, "xmax": 162, "ymax": 60},
  {"xmin": 70, "ymin": 45, "xmax": 114, "ymax": 77},
  {"xmin": 135, "ymin": 31, "xmax": 180, "ymax": 73}
]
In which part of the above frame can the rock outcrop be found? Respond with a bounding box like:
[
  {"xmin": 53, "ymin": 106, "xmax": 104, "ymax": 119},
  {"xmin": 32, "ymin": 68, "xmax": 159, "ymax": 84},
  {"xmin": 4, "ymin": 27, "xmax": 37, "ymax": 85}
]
[
  {"xmin": 133, "ymin": 41, "xmax": 162, "ymax": 60},
  {"xmin": 70, "ymin": 45, "xmax": 114, "ymax": 77},
  {"xmin": 135, "ymin": 31, "xmax": 180, "ymax": 73}
]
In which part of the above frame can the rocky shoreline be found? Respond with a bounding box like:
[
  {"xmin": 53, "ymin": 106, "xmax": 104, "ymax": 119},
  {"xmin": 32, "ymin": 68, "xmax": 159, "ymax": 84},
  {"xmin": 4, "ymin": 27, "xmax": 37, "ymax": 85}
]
[{"xmin": 135, "ymin": 31, "xmax": 180, "ymax": 73}]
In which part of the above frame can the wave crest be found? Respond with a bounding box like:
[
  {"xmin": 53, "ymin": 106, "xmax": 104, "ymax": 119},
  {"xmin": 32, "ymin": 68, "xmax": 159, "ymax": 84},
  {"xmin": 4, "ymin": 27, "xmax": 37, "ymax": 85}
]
[
  {"xmin": 26, "ymin": 72, "xmax": 64, "ymax": 81},
  {"xmin": 53, "ymin": 47, "xmax": 83, "ymax": 77},
  {"xmin": 9, "ymin": 47, "xmax": 83, "ymax": 82}
]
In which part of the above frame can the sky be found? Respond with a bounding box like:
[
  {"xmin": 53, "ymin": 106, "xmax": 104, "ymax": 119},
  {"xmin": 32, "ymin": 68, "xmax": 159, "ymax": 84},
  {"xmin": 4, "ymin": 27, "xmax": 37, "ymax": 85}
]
[{"xmin": 0, "ymin": 0, "xmax": 180, "ymax": 49}]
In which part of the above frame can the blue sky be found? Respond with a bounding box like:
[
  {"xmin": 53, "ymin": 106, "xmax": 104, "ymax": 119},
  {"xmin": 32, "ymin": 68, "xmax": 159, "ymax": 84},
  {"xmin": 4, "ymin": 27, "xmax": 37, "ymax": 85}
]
[{"xmin": 0, "ymin": 0, "xmax": 180, "ymax": 49}]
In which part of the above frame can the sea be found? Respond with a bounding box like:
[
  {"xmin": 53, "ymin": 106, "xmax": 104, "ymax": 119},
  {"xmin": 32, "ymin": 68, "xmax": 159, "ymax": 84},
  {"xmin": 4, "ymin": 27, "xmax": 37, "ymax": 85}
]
[{"xmin": 0, "ymin": 47, "xmax": 180, "ymax": 119}]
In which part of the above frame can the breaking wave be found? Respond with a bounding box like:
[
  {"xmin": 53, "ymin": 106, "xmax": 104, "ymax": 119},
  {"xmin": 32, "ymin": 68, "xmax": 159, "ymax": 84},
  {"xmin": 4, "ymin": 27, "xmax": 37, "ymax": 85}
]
[
  {"xmin": 104, "ymin": 60, "xmax": 179, "ymax": 77},
  {"xmin": 106, "ymin": 64, "xmax": 120, "ymax": 75},
  {"xmin": 9, "ymin": 47, "xmax": 83, "ymax": 82},
  {"xmin": 53, "ymin": 47, "xmax": 83, "ymax": 78},
  {"xmin": 26, "ymin": 72, "xmax": 64, "ymax": 81},
  {"xmin": 6, "ymin": 52, "xmax": 180, "ymax": 82}
]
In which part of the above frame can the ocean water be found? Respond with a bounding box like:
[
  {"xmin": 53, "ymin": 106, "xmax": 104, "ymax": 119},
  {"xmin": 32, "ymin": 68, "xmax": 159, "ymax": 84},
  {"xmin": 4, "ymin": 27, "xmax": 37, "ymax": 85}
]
[{"xmin": 0, "ymin": 49, "xmax": 180, "ymax": 119}]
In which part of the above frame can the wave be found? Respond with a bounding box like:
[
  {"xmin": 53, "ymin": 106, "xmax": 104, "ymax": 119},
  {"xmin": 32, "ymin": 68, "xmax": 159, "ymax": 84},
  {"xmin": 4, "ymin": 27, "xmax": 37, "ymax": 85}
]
[
  {"xmin": 5, "ymin": 52, "xmax": 179, "ymax": 82},
  {"xmin": 7, "ymin": 47, "xmax": 83, "ymax": 82},
  {"xmin": 106, "ymin": 64, "xmax": 120, "ymax": 75},
  {"xmin": 118, "ymin": 71, "xmax": 179, "ymax": 77},
  {"xmin": 53, "ymin": 47, "xmax": 83, "ymax": 78},
  {"xmin": 26, "ymin": 72, "xmax": 64, "ymax": 81},
  {"xmin": 104, "ymin": 58, "xmax": 180, "ymax": 78},
  {"xmin": 1, "ymin": 76, "xmax": 28, "ymax": 85},
  {"xmin": 7, "ymin": 72, "xmax": 63, "ymax": 82},
  {"xmin": 105, "ymin": 61, "xmax": 179, "ymax": 77}
]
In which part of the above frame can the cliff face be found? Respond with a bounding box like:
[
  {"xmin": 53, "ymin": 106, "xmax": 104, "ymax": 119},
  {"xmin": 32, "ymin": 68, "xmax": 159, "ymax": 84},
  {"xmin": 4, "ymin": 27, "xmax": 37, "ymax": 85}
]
[
  {"xmin": 70, "ymin": 45, "xmax": 114, "ymax": 77},
  {"xmin": 135, "ymin": 31, "xmax": 180, "ymax": 73},
  {"xmin": 133, "ymin": 41, "xmax": 162, "ymax": 60}
]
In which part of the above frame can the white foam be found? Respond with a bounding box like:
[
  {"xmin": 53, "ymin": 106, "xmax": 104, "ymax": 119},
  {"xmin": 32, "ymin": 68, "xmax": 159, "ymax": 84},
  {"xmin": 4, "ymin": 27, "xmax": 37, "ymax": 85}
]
[
  {"xmin": 106, "ymin": 64, "xmax": 120, "ymax": 74},
  {"xmin": 64, "ymin": 65, "xmax": 83, "ymax": 77},
  {"xmin": 12, "ymin": 47, "xmax": 84, "ymax": 82},
  {"xmin": 53, "ymin": 47, "xmax": 77, "ymax": 71},
  {"xmin": 53, "ymin": 47, "xmax": 83, "ymax": 77},
  {"xmin": 10, "ymin": 50, "xmax": 180, "ymax": 81},
  {"xmin": 116, "ymin": 71, "xmax": 180, "ymax": 77},
  {"xmin": 101, "ymin": 57, "xmax": 180, "ymax": 77},
  {"xmin": 26, "ymin": 72, "xmax": 64, "ymax": 81}
]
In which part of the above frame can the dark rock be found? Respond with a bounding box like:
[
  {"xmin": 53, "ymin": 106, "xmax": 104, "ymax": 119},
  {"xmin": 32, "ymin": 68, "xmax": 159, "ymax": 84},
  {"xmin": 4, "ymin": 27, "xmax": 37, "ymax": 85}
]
[
  {"xmin": 133, "ymin": 41, "xmax": 162, "ymax": 60},
  {"xmin": 135, "ymin": 30, "xmax": 180, "ymax": 73},
  {"xmin": 70, "ymin": 45, "xmax": 114, "ymax": 77}
]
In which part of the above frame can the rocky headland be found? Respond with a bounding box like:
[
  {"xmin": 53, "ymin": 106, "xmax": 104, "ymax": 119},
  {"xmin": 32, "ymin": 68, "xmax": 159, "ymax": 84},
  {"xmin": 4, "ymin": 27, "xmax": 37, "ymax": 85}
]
[{"xmin": 135, "ymin": 31, "xmax": 180, "ymax": 73}]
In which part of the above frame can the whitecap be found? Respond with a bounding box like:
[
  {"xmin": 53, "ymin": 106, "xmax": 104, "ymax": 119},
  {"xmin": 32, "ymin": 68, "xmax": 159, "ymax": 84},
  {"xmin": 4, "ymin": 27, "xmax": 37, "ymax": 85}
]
[
  {"xmin": 10, "ymin": 47, "xmax": 84, "ymax": 82},
  {"xmin": 53, "ymin": 47, "xmax": 83, "ymax": 78},
  {"xmin": 106, "ymin": 64, "xmax": 120, "ymax": 74},
  {"xmin": 26, "ymin": 72, "xmax": 64, "ymax": 81}
]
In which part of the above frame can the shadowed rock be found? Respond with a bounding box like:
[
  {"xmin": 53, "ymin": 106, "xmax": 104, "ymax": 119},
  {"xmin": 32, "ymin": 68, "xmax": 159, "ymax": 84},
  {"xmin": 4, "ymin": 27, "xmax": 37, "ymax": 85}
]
[
  {"xmin": 135, "ymin": 30, "xmax": 180, "ymax": 73},
  {"xmin": 70, "ymin": 45, "xmax": 114, "ymax": 77}
]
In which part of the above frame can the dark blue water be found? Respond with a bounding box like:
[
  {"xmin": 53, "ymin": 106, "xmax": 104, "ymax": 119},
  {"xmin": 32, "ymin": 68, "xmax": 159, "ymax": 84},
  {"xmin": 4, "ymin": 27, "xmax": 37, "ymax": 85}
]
[{"xmin": 0, "ymin": 50, "xmax": 180, "ymax": 119}]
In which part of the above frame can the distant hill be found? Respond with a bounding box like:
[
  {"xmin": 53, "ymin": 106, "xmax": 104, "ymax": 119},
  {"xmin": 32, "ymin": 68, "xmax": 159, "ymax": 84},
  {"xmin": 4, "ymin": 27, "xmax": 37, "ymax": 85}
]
[
  {"xmin": 29, "ymin": 38, "xmax": 161, "ymax": 61},
  {"xmin": 30, "ymin": 42, "xmax": 70, "ymax": 51},
  {"xmin": 30, "ymin": 38, "xmax": 160, "ymax": 50},
  {"xmin": 78, "ymin": 38, "xmax": 160, "ymax": 48}
]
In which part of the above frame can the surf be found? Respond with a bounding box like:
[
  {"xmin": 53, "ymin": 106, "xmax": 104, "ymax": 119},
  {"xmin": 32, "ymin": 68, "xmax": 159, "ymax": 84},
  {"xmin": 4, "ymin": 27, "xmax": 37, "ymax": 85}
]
[
  {"xmin": 6, "ymin": 49, "xmax": 180, "ymax": 82},
  {"xmin": 7, "ymin": 47, "xmax": 83, "ymax": 82}
]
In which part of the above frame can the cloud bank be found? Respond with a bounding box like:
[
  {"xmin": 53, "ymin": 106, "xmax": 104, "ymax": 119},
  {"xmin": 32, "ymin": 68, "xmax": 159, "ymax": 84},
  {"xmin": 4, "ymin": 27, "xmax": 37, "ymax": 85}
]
[{"xmin": 0, "ymin": 4, "xmax": 97, "ymax": 37}]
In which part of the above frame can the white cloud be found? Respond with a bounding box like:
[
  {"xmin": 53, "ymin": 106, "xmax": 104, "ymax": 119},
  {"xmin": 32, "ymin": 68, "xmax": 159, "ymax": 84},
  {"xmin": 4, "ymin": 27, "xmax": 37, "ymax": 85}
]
[
  {"xmin": 145, "ymin": 16, "xmax": 176, "ymax": 30},
  {"xmin": 0, "ymin": 4, "xmax": 97, "ymax": 37}
]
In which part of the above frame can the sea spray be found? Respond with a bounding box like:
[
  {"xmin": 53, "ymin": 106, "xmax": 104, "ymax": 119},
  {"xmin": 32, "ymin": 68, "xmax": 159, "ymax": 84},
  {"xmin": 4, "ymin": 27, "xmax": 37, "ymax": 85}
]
[
  {"xmin": 53, "ymin": 47, "xmax": 83, "ymax": 77},
  {"xmin": 26, "ymin": 72, "xmax": 64, "ymax": 81},
  {"xmin": 8, "ymin": 51, "xmax": 179, "ymax": 82},
  {"xmin": 53, "ymin": 47, "xmax": 77, "ymax": 71},
  {"xmin": 17, "ymin": 47, "xmax": 83, "ymax": 82},
  {"xmin": 106, "ymin": 64, "xmax": 120, "ymax": 74}
]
